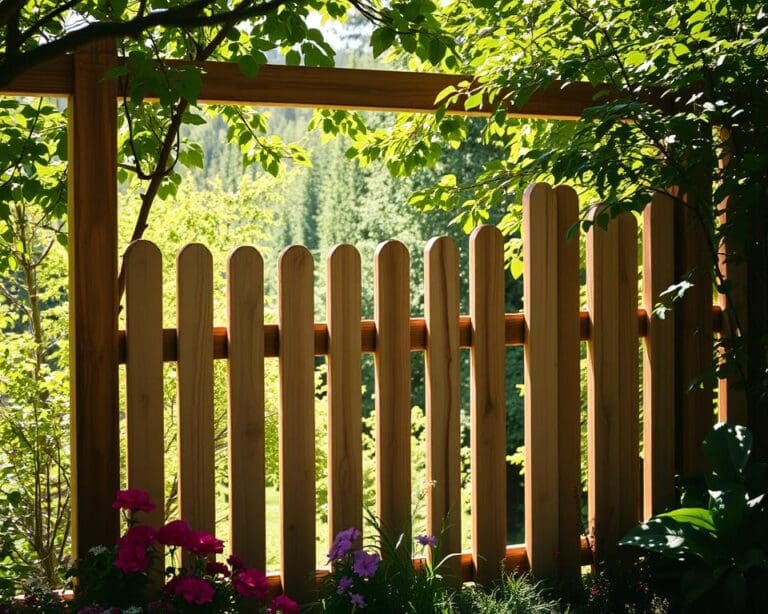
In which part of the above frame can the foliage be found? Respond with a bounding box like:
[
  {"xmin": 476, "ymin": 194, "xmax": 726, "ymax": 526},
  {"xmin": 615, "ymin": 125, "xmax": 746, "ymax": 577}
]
[
  {"xmin": 620, "ymin": 423, "xmax": 768, "ymax": 611},
  {"xmin": 453, "ymin": 573, "xmax": 562, "ymax": 614},
  {"xmin": 0, "ymin": 489, "xmax": 300, "ymax": 613},
  {"xmin": 318, "ymin": 520, "xmax": 458, "ymax": 613}
]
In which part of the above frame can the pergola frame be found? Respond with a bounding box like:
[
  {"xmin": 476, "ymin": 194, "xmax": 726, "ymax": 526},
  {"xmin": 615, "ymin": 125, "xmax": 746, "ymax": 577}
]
[{"xmin": 1, "ymin": 40, "xmax": 729, "ymax": 562}]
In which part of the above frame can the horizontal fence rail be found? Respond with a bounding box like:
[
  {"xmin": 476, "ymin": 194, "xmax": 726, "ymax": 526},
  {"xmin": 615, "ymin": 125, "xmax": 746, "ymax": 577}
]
[
  {"xmin": 121, "ymin": 184, "xmax": 727, "ymax": 598},
  {"xmin": 117, "ymin": 308, "xmax": 724, "ymax": 363}
]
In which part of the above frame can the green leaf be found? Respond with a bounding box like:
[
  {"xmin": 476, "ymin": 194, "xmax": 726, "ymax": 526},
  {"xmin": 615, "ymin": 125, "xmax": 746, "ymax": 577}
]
[
  {"xmin": 703, "ymin": 423, "xmax": 752, "ymax": 483},
  {"xmin": 371, "ymin": 27, "xmax": 396, "ymax": 58}
]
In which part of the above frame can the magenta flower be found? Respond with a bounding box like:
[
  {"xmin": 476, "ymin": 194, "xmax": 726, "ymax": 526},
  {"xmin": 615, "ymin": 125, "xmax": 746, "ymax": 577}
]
[
  {"xmin": 228, "ymin": 553, "xmax": 245, "ymax": 570},
  {"xmin": 233, "ymin": 567, "xmax": 269, "ymax": 601},
  {"xmin": 205, "ymin": 561, "xmax": 230, "ymax": 576},
  {"xmin": 349, "ymin": 592, "xmax": 366, "ymax": 608},
  {"xmin": 416, "ymin": 534, "xmax": 437, "ymax": 548},
  {"xmin": 112, "ymin": 489, "xmax": 156, "ymax": 513},
  {"xmin": 114, "ymin": 541, "xmax": 150, "ymax": 573},
  {"xmin": 119, "ymin": 524, "xmax": 156, "ymax": 546},
  {"xmin": 156, "ymin": 520, "xmax": 196, "ymax": 549},
  {"xmin": 165, "ymin": 576, "xmax": 215, "ymax": 605},
  {"xmin": 267, "ymin": 594, "xmax": 300, "ymax": 613},
  {"xmin": 328, "ymin": 527, "xmax": 361, "ymax": 561},
  {"xmin": 352, "ymin": 551, "xmax": 379, "ymax": 578},
  {"xmin": 189, "ymin": 531, "xmax": 224, "ymax": 556},
  {"xmin": 337, "ymin": 575, "xmax": 354, "ymax": 594}
]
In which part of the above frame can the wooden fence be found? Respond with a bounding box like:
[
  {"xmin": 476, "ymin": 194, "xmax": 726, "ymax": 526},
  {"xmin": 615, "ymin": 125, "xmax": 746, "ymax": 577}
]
[{"xmin": 120, "ymin": 182, "xmax": 722, "ymax": 602}]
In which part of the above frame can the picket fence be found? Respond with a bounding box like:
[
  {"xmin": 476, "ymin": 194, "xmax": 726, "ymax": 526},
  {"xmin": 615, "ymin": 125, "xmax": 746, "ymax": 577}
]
[{"xmin": 118, "ymin": 182, "xmax": 713, "ymax": 601}]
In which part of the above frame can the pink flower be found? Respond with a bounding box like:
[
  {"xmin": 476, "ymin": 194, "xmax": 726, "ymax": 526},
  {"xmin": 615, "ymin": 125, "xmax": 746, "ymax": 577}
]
[
  {"xmin": 165, "ymin": 576, "xmax": 215, "ymax": 605},
  {"xmin": 112, "ymin": 489, "xmax": 156, "ymax": 513},
  {"xmin": 227, "ymin": 553, "xmax": 245, "ymax": 570},
  {"xmin": 233, "ymin": 567, "xmax": 269, "ymax": 601},
  {"xmin": 352, "ymin": 551, "xmax": 379, "ymax": 578},
  {"xmin": 205, "ymin": 561, "xmax": 230, "ymax": 576},
  {"xmin": 114, "ymin": 541, "xmax": 150, "ymax": 573},
  {"xmin": 349, "ymin": 592, "xmax": 366, "ymax": 608},
  {"xmin": 156, "ymin": 520, "xmax": 196, "ymax": 548},
  {"xmin": 416, "ymin": 534, "xmax": 437, "ymax": 548},
  {"xmin": 268, "ymin": 594, "xmax": 300, "ymax": 613},
  {"xmin": 120, "ymin": 524, "xmax": 156, "ymax": 546},
  {"xmin": 189, "ymin": 531, "xmax": 224, "ymax": 556}
]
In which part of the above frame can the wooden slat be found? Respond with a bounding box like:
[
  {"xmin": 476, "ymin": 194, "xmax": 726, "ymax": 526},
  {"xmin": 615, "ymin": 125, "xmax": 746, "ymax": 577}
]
[
  {"xmin": 68, "ymin": 40, "xmax": 120, "ymax": 557},
  {"xmin": 469, "ymin": 226, "xmax": 507, "ymax": 586},
  {"xmin": 278, "ymin": 246, "xmax": 316, "ymax": 602},
  {"xmin": 125, "ymin": 240, "xmax": 164, "ymax": 530},
  {"xmin": 523, "ymin": 184, "xmax": 581, "ymax": 578},
  {"xmin": 523, "ymin": 183, "xmax": 560, "ymax": 577},
  {"xmin": 424, "ymin": 237, "xmax": 461, "ymax": 577},
  {"xmin": 227, "ymin": 246, "xmax": 265, "ymax": 569},
  {"xmin": 374, "ymin": 240, "xmax": 412, "ymax": 542},
  {"xmin": 177, "ymin": 244, "xmax": 215, "ymax": 549},
  {"xmin": 554, "ymin": 186, "xmax": 582, "ymax": 577},
  {"xmin": 675, "ymin": 204, "xmax": 714, "ymax": 475},
  {"xmin": 326, "ymin": 245, "xmax": 363, "ymax": 543},
  {"xmin": 717, "ymin": 129, "xmax": 748, "ymax": 426},
  {"xmin": 643, "ymin": 194, "xmax": 677, "ymax": 517},
  {"xmin": 587, "ymin": 213, "xmax": 640, "ymax": 562},
  {"xmin": 117, "ymin": 307, "xmax": 724, "ymax": 363}
]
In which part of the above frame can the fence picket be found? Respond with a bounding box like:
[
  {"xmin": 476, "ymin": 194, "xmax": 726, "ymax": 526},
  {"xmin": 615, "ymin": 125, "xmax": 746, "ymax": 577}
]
[
  {"xmin": 587, "ymin": 213, "xmax": 640, "ymax": 561},
  {"xmin": 374, "ymin": 240, "xmax": 411, "ymax": 543},
  {"xmin": 278, "ymin": 246, "xmax": 316, "ymax": 601},
  {"xmin": 227, "ymin": 246, "xmax": 265, "ymax": 569},
  {"xmin": 424, "ymin": 237, "xmax": 461, "ymax": 576},
  {"xmin": 327, "ymin": 245, "xmax": 363, "ymax": 544},
  {"xmin": 642, "ymin": 195, "xmax": 676, "ymax": 517},
  {"xmin": 177, "ymin": 244, "xmax": 216, "ymax": 558},
  {"xmin": 469, "ymin": 226, "xmax": 506, "ymax": 586},
  {"xmin": 523, "ymin": 184, "xmax": 580, "ymax": 578},
  {"xmin": 125, "ymin": 240, "xmax": 164, "ymax": 531}
]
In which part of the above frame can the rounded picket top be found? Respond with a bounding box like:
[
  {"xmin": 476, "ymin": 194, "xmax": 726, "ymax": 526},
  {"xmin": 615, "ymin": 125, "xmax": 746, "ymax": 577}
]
[
  {"xmin": 424, "ymin": 235, "xmax": 459, "ymax": 260},
  {"xmin": 177, "ymin": 242, "xmax": 213, "ymax": 270},
  {"xmin": 327, "ymin": 243, "xmax": 361, "ymax": 270},
  {"xmin": 228, "ymin": 244, "xmax": 263, "ymax": 272},
  {"xmin": 278, "ymin": 244, "xmax": 313, "ymax": 272},
  {"xmin": 124, "ymin": 238, "xmax": 162, "ymax": 264}
]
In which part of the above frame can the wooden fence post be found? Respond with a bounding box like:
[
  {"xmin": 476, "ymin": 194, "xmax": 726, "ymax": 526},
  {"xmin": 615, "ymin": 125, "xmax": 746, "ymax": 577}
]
[
  {"xmin": 523, "ymin": 183, "xmax": 581, "ymax": 579},
  {"xmin": 642, "ymin": 194, "xmax": 676, "ymax": 517},
  {"xmin": 68, "ymin": 39, "xmax": 119, "ymax": 558},
  {"xmin": 586, "ymin": 212, "xmax": 640, "ymax": 561},
  {"xmin": 675, "ymin": 205, "xmax": 714, "ymax": 475},
  {"xmin": 469, "ymin": 226, "xmax": 506, "ymax": 586}
]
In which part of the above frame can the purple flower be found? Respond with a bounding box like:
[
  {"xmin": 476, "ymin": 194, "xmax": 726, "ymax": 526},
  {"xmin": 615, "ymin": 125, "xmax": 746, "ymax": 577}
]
[
  {"xmin": 352, "ymin": 551, "xmax": 379, "ymax": 578},
  {"xmin": 416, "ymin": 534, "xmax": 437, "ymax": 548},
  {"xmin": 328, "ymin": 527, "xmax": 361, "ymax": 561},
  {"xmin": 349, "ymin": 593, "xmax": 366, "ymax": 608},
  {"xmin": 337, "ymin": 575, "xmax": 354, "ymax": 594}
]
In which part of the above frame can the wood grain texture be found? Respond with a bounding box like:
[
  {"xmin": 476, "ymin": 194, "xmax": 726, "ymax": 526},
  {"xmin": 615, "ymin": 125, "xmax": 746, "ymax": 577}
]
[
  {"xmin": 642, "ymin": 194, "xmax": 677, "ymax": 517},
  {"xmin": 424, "ymin": 237, "xmax": 461, "ymax": 577},
  {"xmin": 0, "ymin": 56, "xmax": 674, "ymax": 118},
  {"xmin": 177, "ymin": 244, "xmax": 216, "ymax": 552},
  {"xmin": 124, "ymin": 241, "xmax": 164, "ymax": 531},
  {"xmin": 68, "ymin": 40, "xmax": 120, "ymax": 557},
  {"xmin": 674, "ymin": 204, "xmax": 714, "ymax": 475},
  {"xmin": 117, "ymin": 308, "xmax": 724, "ymax": 362},
  {"xmin": 587, "ymin": 213, "xmax": 640, "ymax": 562},
  {"xmin": 553, "ymin": 186, "xmax": 582, "ymax": 578},
  {"xmin": 326, "ymin": 245, "xmax": 363, "ymax": 543},
  {"xmin": 523, "ymin": 183, "xmax": 561, "ymax": 577},
  {"xmin": 278, "ymin": 246, "xmax": 316, "ymax": 602},
  {"xmin": 374, "ymin": 241, "xmax": 412, "ymax": 543},
  {"xmin": 227, "ymin": 246, "xmax": 265, "ymax": 569},
  {"xmin": 469, "ymin": 226, "xmax": 507, "ymax": 586},
  {"xmin": 717, "ymin": 129, "xmax": 748, "ymax": 426}
]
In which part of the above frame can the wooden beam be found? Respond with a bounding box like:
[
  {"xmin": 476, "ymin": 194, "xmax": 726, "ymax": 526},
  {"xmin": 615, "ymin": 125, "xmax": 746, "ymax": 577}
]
[
  {"xmin": 68, "ymin": 40, "xmax": 120, "ymax": 558},
  {"xmin": 0, "ymin": 55, "xmax": 673, "ymax": 119}
]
